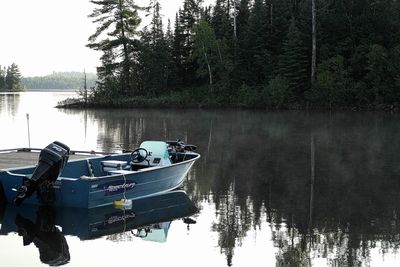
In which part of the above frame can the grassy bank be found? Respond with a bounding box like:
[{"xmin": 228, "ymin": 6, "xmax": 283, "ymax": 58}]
[
  {"xmin": 56, "ymin": 91, "xmax": 400, "ymax": 112},
  {"xmin": 57, "ymin": 94, "xmax": 229, "ymax": 109}
]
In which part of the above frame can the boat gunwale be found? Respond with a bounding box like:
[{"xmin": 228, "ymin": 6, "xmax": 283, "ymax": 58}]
[
  {"xmin": 1, "ymin": 151, "xmax": 201, "ymax": 179},
  {"xmin": 0, "ymin": 147, "xmax": 115, "ymax": 155},
  {"xmin": 0, "ymin": 148, "xmax": 108, "ymax": 172},
  {"xmin": 77, "ymin": 152, "xmax": 200, "ymax": 181},
  {"xmin": 0, "ymin": 154, "xmax": 105, "ymax": 172}
]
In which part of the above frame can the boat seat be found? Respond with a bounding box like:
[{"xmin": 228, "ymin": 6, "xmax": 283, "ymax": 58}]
[{"xmin": 101, "ymin": 160, "xmax": 129, "ymax": 173}]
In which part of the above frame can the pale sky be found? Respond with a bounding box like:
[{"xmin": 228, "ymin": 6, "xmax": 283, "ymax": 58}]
[{"xmin": 0, "ymin": 0, "xmax": 212, "ymax": 77}]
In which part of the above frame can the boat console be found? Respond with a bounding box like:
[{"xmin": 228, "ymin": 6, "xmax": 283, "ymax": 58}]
[{"xmin": 99, "ymin": 140, "xmax": 197, "ymax": 174}]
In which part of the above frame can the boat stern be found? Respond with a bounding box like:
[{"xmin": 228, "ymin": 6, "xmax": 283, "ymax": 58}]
[
  {"xmin": 0, "ymin": 178, "xmax": 6, "ymax": 204},
  {"xmin": 0, "ymin": 170, "xmax": 26, "ymax": 204}
]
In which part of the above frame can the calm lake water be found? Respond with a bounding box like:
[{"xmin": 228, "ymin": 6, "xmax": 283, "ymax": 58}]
[{"xmin": 1, "ymin": 91, "xmax": 400, "ymax": 266}]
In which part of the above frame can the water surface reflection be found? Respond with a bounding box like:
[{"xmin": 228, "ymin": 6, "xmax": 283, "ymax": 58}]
[
  {"xmin": 0, "ymin": 93, "xmax": 20, "ymax": 119},
  {"xmin": 0, "ymin": 190, "xmax": 197, "ymax": 265},
  {"xmin": 88, "ymin": 109, "xmax": 400, "ymax": 266},
  {"xmin": 2, "ymin": 93, "xmax": 400, "ymax": 266}
]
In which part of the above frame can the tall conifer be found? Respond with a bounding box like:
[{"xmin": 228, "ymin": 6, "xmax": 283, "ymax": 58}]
[
  {"xmin": 246, "ymin": 0, "xmax": 270, "ymax": 84},
  {"xmin": 5, "ymin": 63, "xmax": 24, "ymax": 92},
  {"xmin": 138, "ymin": 1, "xmax": 168, "ymax": 95},
  {"xmin": 277, "ymin": 18, "xmax": 308, "ymax": 96},
  {"xmin": 87, "ymin": 0, "xmax": 142, "ymax": 96},
  {"xmin": 0, "ymin": 66, "xmax": 6, "ymax": 91}
]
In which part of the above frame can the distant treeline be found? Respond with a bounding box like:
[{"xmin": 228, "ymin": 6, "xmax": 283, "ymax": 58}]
[
  {"xmin": 80, "ymin": 0, "xmax": 400, "ymax": 110},
  {"xmin": 22, "ymin": 72, "xmax": 97, "ymax": 90}
]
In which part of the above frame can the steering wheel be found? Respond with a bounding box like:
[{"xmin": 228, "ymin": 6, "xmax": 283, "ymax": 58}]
[{"xmin": 130, "ymin": 148, "xmax": 148, "ymax": 163}]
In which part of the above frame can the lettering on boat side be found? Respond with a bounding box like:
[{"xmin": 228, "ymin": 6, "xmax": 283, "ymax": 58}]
[
  {"xmin": 98, "ymin": 180, "xmax": 136, "ymax": 195},
  {"xmin": 108, "ymin": 183, "xmax": 135, "ymax": 192},
  {"xmin": 106, "ymin": 212, "xmax": 136, "ymax": 225}
]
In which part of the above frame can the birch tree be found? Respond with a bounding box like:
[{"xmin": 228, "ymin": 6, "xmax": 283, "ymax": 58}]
[{"xmin": 193, "ymin": 19, "xmax": 218, "ymax": 93}]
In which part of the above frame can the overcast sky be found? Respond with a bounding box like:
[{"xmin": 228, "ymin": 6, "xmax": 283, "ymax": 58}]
[{"xmin": 0, "ymin": 0, "xmax": 211, "ymax": 77}]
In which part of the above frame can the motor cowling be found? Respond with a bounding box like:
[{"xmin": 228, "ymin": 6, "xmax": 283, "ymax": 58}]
[
  {"xmin": 166, "ymin": 139, "xmax": 197, "ymax": 152},
  {"xmin": 15, "ymin": 141, "xmax": 70, "ymax": 206}
]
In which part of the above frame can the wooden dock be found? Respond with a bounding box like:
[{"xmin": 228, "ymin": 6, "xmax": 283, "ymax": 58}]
[{"xmin": 0, "ymin": 149, "xmax": 99, "ymax": 170}]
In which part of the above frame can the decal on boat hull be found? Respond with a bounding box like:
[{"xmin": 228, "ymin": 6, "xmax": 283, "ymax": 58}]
[{"xmin": 97, "ymin": 180, "xmax": 136, "ymax": 196}]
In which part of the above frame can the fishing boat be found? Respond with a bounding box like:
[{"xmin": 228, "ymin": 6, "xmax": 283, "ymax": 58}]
[{"xmin": 0, "ymin": 140, "xmax": 200, "ymax": 208}]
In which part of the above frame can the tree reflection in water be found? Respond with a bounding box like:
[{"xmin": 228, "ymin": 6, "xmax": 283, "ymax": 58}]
[{"xmin": 68, "ymin": 108, "xmax": 400, "ymax": 266}]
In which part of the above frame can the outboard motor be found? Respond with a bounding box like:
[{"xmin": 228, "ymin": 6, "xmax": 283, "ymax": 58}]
[
  {"xmin": 167, "ymin": 139, "xmax": 197, "ymax": 152},
  {"xmin": 166, "ymin": 139, "xmax": 197, "ymax": 163},
  {"xmin": 14, "ymin": 141, "xmax": 70, "ymax": 206}
]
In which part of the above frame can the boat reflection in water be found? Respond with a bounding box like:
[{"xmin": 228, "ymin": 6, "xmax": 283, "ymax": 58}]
[
  {"xmin": 0, "ymin": 190, "xmax": 198, "ymax": 265},
  {"xmin": 14, "ymin": 206, "xmax": 70, "ymax": 266}
]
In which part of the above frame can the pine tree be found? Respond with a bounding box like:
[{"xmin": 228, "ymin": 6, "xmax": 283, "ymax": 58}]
[
  {"xmin": 246, "ymin": 0, "xmax": 271, "ymax": 84},
  {"xmin": 172, "ymin": 12, "xmax": 185, "ymax": 87},
  {"xmin": 165, "ymin": 19, "xmax": 176, "ymax": 88},
  {"xmin": 232, "ymin": 0, "xmax": 250, "ymax": 85},
  {"xmin": 311, "ymin": 0, "xmax": 316, "ymax": 87},
  {"xmin": 5, "ymin": 63, "xmax": 24, "ymax": 91},
  {"xmin": 87, "ymin": 0, "xmax": 142, "ymax": 96},
  {"xmin": 95, "ymin": 47, "xmax": 119, "ymax": 98},
  {"xmin": 138, "ymin": 1, "xmax": 168, "ymax": 95},
  {"xmin": 202, "ymin": 5, "xmax": 213, "ymax": 24},
  {"xmin": 211, "ymin": 0, "xmax": 235, "ymax": 85},
  {"xmin": 150, "ymin": 1, "xmax": 163, "ymax": 43},
  {"xmin": 212, "ymin": 0, "xmax": 232, "ymax": 41},
  {"xmin": 0, "ymin": 66, "xmax": 6, "ymax": 91},
  {"xmin": 277, "ymin": 18, "xmax": 309, "ymax": 97},
  {"xmin": 178, "ymin": 0, "xmax": 201, "ymax": 85},
  {"xmin": 268, "ymin": 0, "xmax": 291, "ymax": 66},
  {"xmin": 236, "ymin": 0, "xmax": 250, "ymax": 42}
]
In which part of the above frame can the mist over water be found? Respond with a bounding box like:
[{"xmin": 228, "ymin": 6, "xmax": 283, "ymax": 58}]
[{"xmin": 1, "ymin": 92, "xmax": 400, "ymax": 266}]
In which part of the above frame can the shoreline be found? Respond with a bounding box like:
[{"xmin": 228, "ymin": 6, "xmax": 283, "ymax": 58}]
[{"xmin": 56, "ymin": 96, "xmax": 400, "ymax": 113}]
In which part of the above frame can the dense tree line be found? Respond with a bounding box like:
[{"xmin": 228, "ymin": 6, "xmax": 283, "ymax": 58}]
[
  {"xmin": 22, "ymin": 72, "xmax": 97, "ymax": 90},
  {"xmin": 0, "ymin": 63, "xmax": 24, "ymax": 92},
  {"xmin": 86, "ymin": 0, "xmax": 400, "ymax": 109}
]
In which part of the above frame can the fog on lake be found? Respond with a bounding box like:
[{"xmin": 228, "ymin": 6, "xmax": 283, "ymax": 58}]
[{"xmin": 1, "ymin": 91, "xmax": 400, "ymax": 266}]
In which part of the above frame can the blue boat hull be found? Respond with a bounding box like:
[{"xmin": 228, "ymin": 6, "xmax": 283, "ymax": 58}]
[{"xmin": 0, "ymin": 151, "xmax": 199, "ymax": 208}]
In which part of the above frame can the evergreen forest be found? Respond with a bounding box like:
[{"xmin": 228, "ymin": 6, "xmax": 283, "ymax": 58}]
[
  {"xmin": 0, "ymin": 63, "xmax": 24, "ymax": 92},
  {"xmin": 83, "ymin": 0, "xmax": 400, "ymax": 110},
  {"xmin": 22, "ymin": 72, "xmax": 97, "ymax": 90}
]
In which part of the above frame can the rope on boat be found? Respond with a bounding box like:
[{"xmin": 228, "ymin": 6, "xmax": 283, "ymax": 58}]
[
  {"xmin": 86, "ymin": 160, "xmax": 94, "ymax": 177},
  {"xmin": 114, "ymin": 174, "xmax": 132, "ymax": 209},
  {"xmin": 122, "ymin": 174, "xmax": 127, "ymax": 200},
  {"xmin": 0, "ymin": 147, "xmax": 118, "ymax": 156}
]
